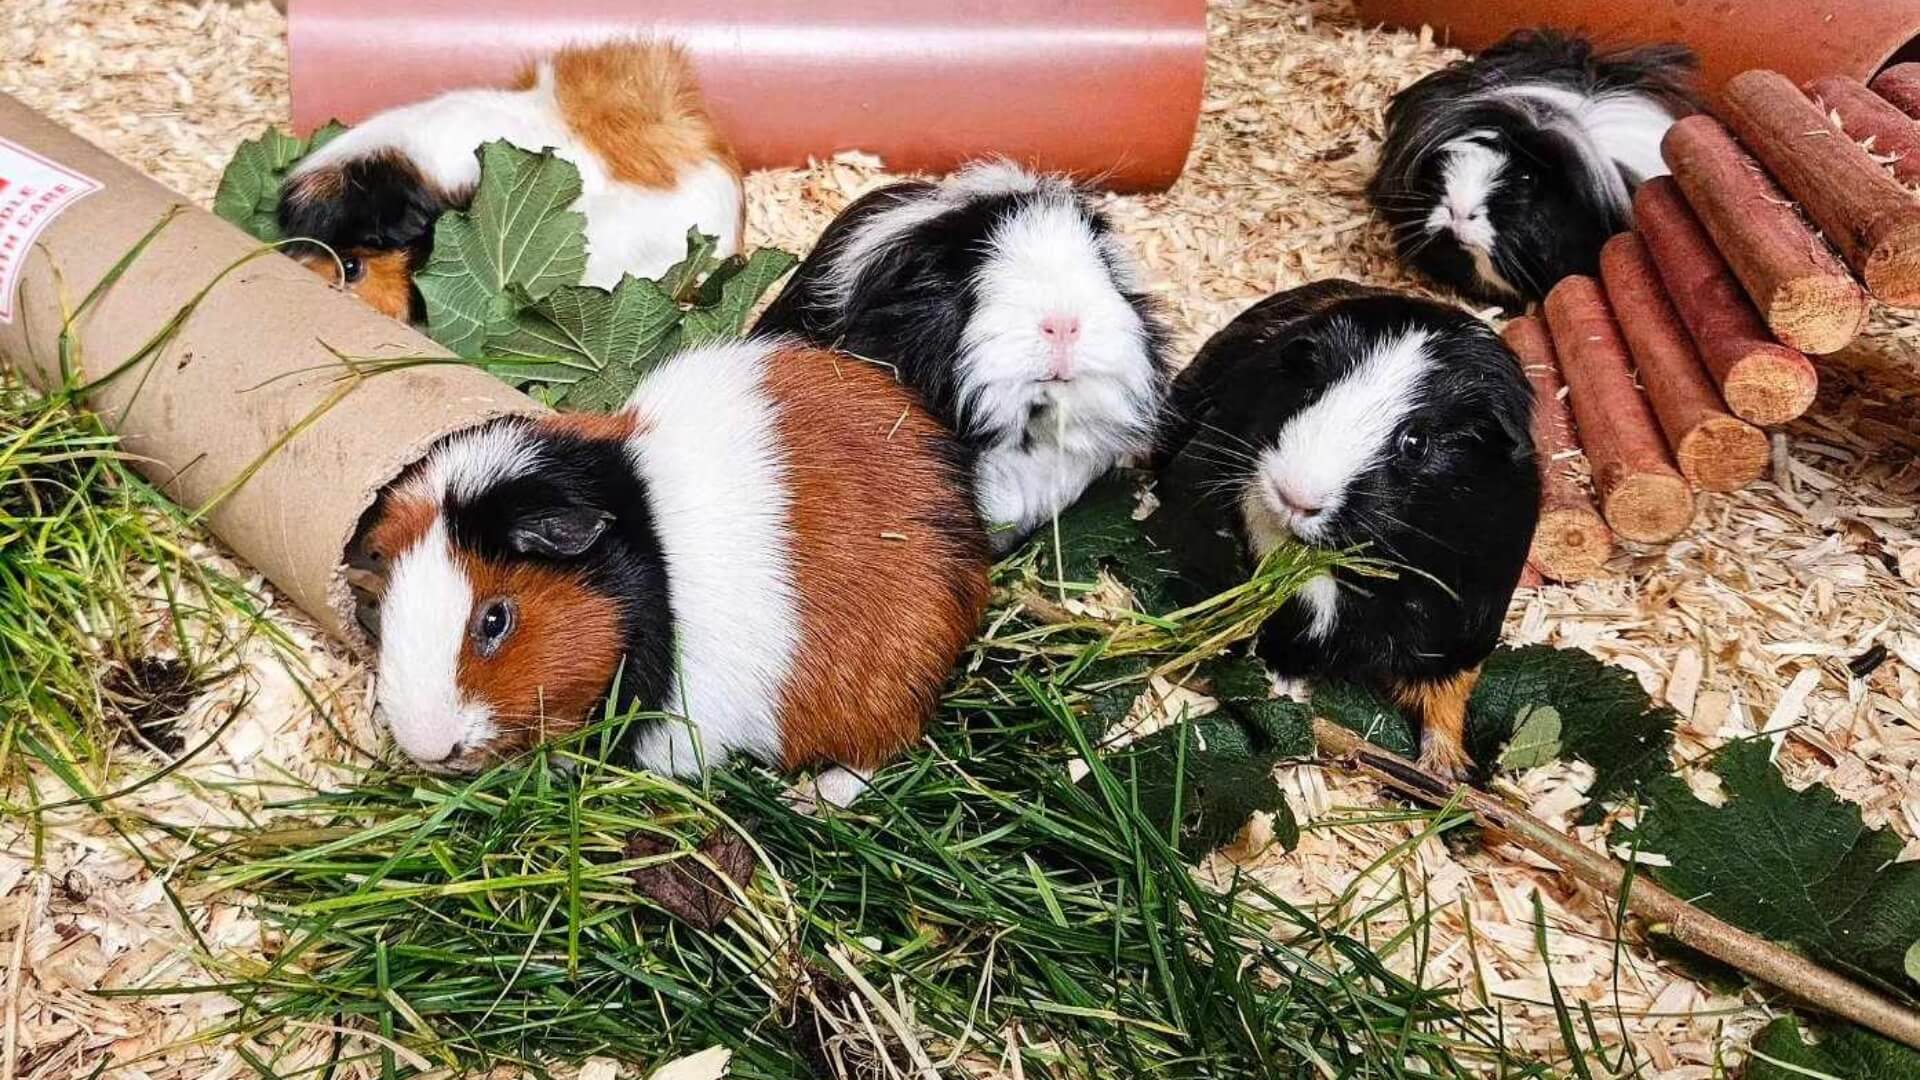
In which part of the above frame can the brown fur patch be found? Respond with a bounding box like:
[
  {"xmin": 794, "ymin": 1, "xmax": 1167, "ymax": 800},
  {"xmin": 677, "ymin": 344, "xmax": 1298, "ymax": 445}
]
[
  {"xmin": 456, "ymin": 553, "xmax": 625, "ymax": 761},
  {"xmin": 1393, "ymin": 667, "xmax": 1482, "ymax": 779},
  {"xmin": 290, "ymin": 247, "xmax": 415, "ymax": 321},
  {"xmin": 543, "ymin": 39, "xmax": 739, "ymax": 189},
  {"xmin": 762, "ymin": 347, "xmax": 991, "ymax": 771},
  {"xmin": 535, "ymin": 410, "xmax": 641, "ymax": 443},
  {"xmin": 283, "ymin": 166, "xmax": 344, "ymax": 206},
  {"xmin": 362, "ymin": 493, "xmax": 439, "ymax": 561}
]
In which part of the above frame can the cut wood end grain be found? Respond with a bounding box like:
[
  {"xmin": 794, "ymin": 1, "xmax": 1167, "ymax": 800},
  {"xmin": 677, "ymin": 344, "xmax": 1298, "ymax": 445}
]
[
  {"xmin": 1675, "ymin": 414, "xmax": 1771, "ymax": 492},
  {"xmin": 1603, "ymin": 471, "xmax": 1696, "ymax": 543},
  {"xmin": 1530, "ymin": 506, "xmax": 1613, "ymax": 581}
]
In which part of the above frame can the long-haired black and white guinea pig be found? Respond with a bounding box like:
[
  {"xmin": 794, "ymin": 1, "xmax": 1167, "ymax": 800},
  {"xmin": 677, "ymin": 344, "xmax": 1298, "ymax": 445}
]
[
  {"xmin": 1367, "ymin": 29, "xmax": 1699, "ymax": 306},
  {"xmin": 278, "ymin": 38, "xmax": 743, "ymax": 321},
  {"xmin": 752, "ymin": 161, "xmax": 1171, "ymax": 553},
  {"xmin": 353, "ymin": 338, "xmax": 990, "ymax": 800},
  {"xmin": 1155, "ymin": 280, "xmax": 1538, "ymax": 779}
]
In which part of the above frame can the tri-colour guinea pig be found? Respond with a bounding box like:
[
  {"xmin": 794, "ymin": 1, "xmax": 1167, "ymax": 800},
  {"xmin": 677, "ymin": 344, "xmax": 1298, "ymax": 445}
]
[
  {"xmin": 1367, "ymin": 29, "xmax": 1699, "ymax": 307},
  {"xmin": 1155, "ymin": 280, "xmax": 1538, "ymax": 778},
  {"xmin": 354, "ymin": 338, "xmax": 990, "ymax": 802},
  {"xmin": 752, "ymin": 161, "xmax": 1171, "ymax": 553},
  {"xmin": 279, "ymin": 38, "xmax": 744, "ymax": 321}
]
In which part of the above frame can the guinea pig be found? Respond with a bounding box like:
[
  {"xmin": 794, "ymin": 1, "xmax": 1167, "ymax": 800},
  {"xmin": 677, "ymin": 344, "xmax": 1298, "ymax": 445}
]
[
  {"xmin": 1155, "ymin": 280, "xmax": 1538, "ymax": 779},
  {"xmin": 1367, "ymin": 29, "xmax": 1699, "ymax": 307},
  {"xmin": 354, "ymin": 338, "xmax": 990, "ymax": 800},
  {"xmin": 278, "ymin": 38, "xmax": 744, "ymax": 321},
  {"xmin": 752, "ymin": 161, "xmax": 1170, "ymax": 553}
]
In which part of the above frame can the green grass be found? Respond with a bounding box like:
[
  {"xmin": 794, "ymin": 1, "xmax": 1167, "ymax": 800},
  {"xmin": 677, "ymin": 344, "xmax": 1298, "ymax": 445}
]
[
  {"xmin": 87, "ymin": 545, "xmax": 1560, "ymax": 1080},
  {"xmin": 0, "ymin": 377, "xmax": 275, "ymax": 773}
]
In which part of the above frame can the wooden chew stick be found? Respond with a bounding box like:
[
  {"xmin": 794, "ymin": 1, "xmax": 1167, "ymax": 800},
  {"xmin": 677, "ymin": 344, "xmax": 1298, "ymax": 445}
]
[
  {"xmin": 1542, "ymin": 277, "xmax": 1694, "ymax": 544},
  {"xmin": 1661, "ymin": 114, "xmax": 1867, "ymax": 354},
  {"xmin": 1634, "ymin": 177, "xmax": 1820, "ymax": 426},
  {"xmin": 1598, "ymin": 234, "xmax": 1770, "ymax": 492},
  {"xmin": 1870, "ymin": 63, "xmax": 1920, "ymax": 122},
  {"xmin": 1806, "ymin": 75, "xmax": 1920, "ymax": 187},
  {"xmin": 1720, "ymin": 69, "xmax": 1920, "ymax": 307},
  {"xmin": 1502, "ymin": 316, "xmax": 1613, "ymax": 581}
]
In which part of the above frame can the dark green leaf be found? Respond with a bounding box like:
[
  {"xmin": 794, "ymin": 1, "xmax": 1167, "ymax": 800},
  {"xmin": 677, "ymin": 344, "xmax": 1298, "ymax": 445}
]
[
  {"xmin": 681, "ymin": 248, "xmax": 799, "ymax": 346},
  {"xmin": 1466, "ymin": 645, "xmax": 1676, "ymax": 813},
  {"xmin": 210, "ymin": 121, "xmax": 348, "ymax": 243},
  {"xmin": 1623, "ymin": 739, "xmax": 1920, "ymax": 996},
  {"xmin": 657, "ymin": 228, "xmax": 721, "ymax": 301},
  {"xmin": 1313, "ymin": 679, "xmax": 1417, "ymax": 758},
  {"xmin": 1118, "ymin": 714, "xmax": 1297, "ymax": 859},
  {"xmin": 485, "ymin": 276, "xmax": 681, "ymax": 411},
  {"xmin": 1745, "ymin": 1017, "xmax": 1920, "ymax": 1079},
  {"xmin": 1034, "ymin": 471, "xmax": 1180, "ymax": 614},
  {"xmin": 417, "ymin": 142, "xmax": 588, "ymax": 357},
  {"xmin": 1207, "ymin": 656, "xmax": 1313, "ymax": 759}
]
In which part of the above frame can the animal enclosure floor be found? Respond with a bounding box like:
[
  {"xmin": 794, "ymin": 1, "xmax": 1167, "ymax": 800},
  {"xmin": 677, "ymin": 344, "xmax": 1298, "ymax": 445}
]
[{"xmin": 7, "ymin": 0, "xmax": 1920, "ymax": 1076}]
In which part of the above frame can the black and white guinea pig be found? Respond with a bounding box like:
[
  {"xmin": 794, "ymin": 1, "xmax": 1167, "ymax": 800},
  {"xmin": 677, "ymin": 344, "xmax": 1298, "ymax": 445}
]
[
  {"xmin": 1155, "ymin": 280, "xmax": 1538, "ymax": 779},
  {"xmin": 753, "ymin": 161, "xmax": 1171, "ymax": 553},
  {"xmin": 279, "ymin": 38, "xmax": 744, "ymax": 321},
  {"xmin": 1367, "ymin": 29, "xmax": 1699, "ymax": 306},
  {"xmin": 354, "ymin": 338, "xmax": 990, "ymax": 801}
]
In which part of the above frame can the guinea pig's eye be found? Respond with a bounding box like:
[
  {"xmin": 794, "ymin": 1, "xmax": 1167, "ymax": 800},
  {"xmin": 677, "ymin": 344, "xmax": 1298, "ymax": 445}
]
[
  {"xmin": 1398, "ymin": 429, "xmax": 1431, "ymax": 460},
  {"xmin": 340, "ymin": 255, "xmax": 365, "ymax": 284},
  {"xmin": 472, "ymin": 598, "xmax": 517, "ymax": 657}
]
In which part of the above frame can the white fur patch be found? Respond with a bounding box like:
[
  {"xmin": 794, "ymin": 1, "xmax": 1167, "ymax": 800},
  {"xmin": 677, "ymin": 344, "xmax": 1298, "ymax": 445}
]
[
  {"xmin": 289, "ymin": 59, "xmax": 741, "ymax": 284},
  {"xmin": 376, "ymin": 517, "xmax": 493, "ymax": 765},
  {"xmin": 1252, "ymin": 324, "xmax": 1435, "ymax": 545},
  {"xmin": 1489, "ymin": 83, "xmax": 1676, "ymax": 206},
  {"xmin": 622, "ymin": 339, "xmax": 799, "ymax": 776},
  {"xmin": 405, "ymin": 421, "xmax": 543, "ymax": 505},
  {"xmin": 962, "ymin": 194, "xmax": 1158, "ymax": 542},
  {"xmin": 1431, "ymin": 137, "xmax": 1506, "ymax": 251}
]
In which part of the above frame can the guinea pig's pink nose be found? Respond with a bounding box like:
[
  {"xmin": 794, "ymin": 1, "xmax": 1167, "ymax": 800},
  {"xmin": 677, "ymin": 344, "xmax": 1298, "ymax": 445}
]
[
  {"xmin": 1273, "ymin": 483, "xmax": 1323, "ymax": 518},
  {"xmin": 1041, "ymin": 314, "xmax": 1081, "ymax": 379}
]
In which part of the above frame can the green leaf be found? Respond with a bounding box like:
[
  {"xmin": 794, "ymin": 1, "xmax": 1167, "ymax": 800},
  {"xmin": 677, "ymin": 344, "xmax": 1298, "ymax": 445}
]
[
  {"xmin": 417, "ymin": 141, "xmax": 588, "ymax": 357},
  {"xmin": 1207, "ymin": 657, "xmax": 1313, "ymax": 759},
  {"xmin": 1466, "ymin": 645, "xmax": 1676, "ymax": 813},
  {"xmin": 1746, "ymin": 1017, "xmax": 1920, "ymax": 1080},
  {"xmin": 1623, "ymin": 739, "xmax": 1920, "ymax": 995},
  {"xmin": 657, "ymin": 227, "xmax": 722, "ymax": 301},
  {"xmin": 211, "ymin": 121, "xmax": 348, "ymax": 243},
  {"xmin": 1496, "ymin": 704, "xmax": 1562, "ymax": 772},
  {"xmin": 680, "ymin": 248, "xmax": 798, "ymax": 346},
  {"xmin": 1034, "ymin": 471, "xmax": 1180, "ymax": 614},
  {"xmin": 1119, "ymin": 714, "xmax": 1297, "ymax": 860},
  {"xmin": 485, "ymin": 276, "xmax": 681, "ymax": 411},
  {"xmin": 1312, "ymin": 645, "xmax": 1676, "ymax": 813}
]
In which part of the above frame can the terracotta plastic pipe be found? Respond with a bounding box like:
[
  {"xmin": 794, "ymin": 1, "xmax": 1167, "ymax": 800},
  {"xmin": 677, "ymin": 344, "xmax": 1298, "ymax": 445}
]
[
  {"xmin": 1351, "ymin": 0, "xmax": 1920, "ymax": 103},
  {"xmin": 288, "ymin": 0, "xmax": 1208, "ymax": 192}
]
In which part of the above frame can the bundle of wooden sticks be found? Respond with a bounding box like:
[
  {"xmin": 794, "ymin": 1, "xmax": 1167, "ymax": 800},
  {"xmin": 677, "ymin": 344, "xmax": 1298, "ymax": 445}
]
[{"xmin": 1518, "ymin": 66, "xmax": 1920, "ymax": 583}]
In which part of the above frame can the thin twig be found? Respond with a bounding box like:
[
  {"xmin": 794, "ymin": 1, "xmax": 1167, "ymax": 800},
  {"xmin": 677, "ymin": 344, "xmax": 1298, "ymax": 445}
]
[{"xmin": 1313, "ymin": 718, "xmax": 1920, "ymax": 1050}]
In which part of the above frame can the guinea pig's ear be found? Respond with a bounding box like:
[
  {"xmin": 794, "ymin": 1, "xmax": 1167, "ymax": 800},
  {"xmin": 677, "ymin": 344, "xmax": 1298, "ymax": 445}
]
[{"xmin": 509, "ymin": 505, "xmax": 613, "ymax": 559}]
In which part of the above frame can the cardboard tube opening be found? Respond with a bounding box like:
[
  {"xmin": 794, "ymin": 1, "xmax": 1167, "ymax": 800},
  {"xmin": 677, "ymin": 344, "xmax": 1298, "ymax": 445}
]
[{"xmin": 0, "ymin": 92, "xmax": 546, "ymax": 650}]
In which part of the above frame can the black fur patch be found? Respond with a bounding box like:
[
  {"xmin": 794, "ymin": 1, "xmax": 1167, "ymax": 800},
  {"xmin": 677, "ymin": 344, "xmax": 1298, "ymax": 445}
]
[
  {"xmin": 1157, "ymin": 281, "xmax": 1539, "ymax": 688},
  {"xmin": 437, "ymin": 422, "xmax": 677, "ymax": 724},
  {"xmin": 753, "ymin": 178, "xmax": 1172, "ymax": 452},
  {"xmin": 278, "ymin": 152, "xmax": 460, "ymax": 318},
  {"xmin": 1366, "ymin": 29, "xmax": 1700, "ymax": 306}
]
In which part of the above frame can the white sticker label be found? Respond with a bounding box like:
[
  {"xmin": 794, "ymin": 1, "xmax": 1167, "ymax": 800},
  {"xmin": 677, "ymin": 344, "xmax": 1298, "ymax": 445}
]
[{"xmin": 0, "ymin": 136, "xmax": 103, "ymax": 323}]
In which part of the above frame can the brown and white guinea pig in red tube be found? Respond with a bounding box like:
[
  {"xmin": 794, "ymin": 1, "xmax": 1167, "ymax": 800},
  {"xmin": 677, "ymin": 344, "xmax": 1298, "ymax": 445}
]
[
  {"xmin": 355, "ymin": 339, "xmax": 990, "ymax": 800},
  {"xmin": 278, "ymin": 38, "xmax": 744, "ymax": 321}
]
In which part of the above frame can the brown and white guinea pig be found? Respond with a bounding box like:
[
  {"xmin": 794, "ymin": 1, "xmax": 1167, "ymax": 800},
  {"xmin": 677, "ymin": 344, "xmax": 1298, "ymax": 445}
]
[
  {"xmin": 354, "ymin": 338, "xmax": 990, "ymax": 800},
  {"xmin": 1367, "ymin": 30, "xmax": 1699, "ymax": 307},
  {"xmin": 752, "ymin": 161, "xmax": 1171, "ymax": 553},
  {"xmin": 278, "ymin": 38, "xmax": 744, "ymax": 321},
  {"xmin": 1155, "ymin": 280, "xmax": 1538, "ymax": 779}
]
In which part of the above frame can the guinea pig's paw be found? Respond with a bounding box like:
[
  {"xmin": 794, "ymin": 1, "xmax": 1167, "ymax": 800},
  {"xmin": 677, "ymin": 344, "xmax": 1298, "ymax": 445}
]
[
  {"xmin": 1415, "ymin": 734, "xmax": 1475, "ymax": 785},
  {"xmin": 782, "ymin": 766, "xmax": 871, "ymax": 816}
]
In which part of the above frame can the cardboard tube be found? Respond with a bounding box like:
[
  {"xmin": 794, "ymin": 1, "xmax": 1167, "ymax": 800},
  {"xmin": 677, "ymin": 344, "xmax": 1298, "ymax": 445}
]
[
  {"xmin": 1352, "ymin": 0, "xmax": 1920, "ymax": 104},
  {"xmin": 288, "ymin": 0, "xmax": 1208, "ymax": 192},
  {"xmin": 0, "ymin": 93, "xmax": 543, "ymax": 647}
]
